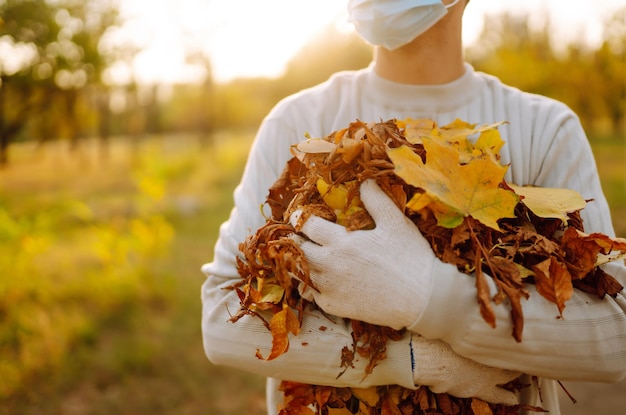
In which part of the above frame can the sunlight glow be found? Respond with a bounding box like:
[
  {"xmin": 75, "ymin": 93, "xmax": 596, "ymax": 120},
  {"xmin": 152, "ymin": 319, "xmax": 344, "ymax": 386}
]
[
  {"xmin": 203, "ymin": 0, "xmax": 348, "ymax": 83},
  {"xmin": 0, "ymin": 36, "xmax": 39, "ymax": 75},
  {"xmin": 113, "ymin": 0, "xmax": 625, "ymax": 85}
]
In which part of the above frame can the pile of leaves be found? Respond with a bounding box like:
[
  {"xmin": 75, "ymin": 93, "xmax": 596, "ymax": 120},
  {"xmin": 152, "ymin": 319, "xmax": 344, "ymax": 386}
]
[
  {"xmin": 229, "ymin": 118, "xmax": 626, "ymax": 415},
  {"xmin": 279, "ymin": 380, "xmax": 542, "ymax": 415}
]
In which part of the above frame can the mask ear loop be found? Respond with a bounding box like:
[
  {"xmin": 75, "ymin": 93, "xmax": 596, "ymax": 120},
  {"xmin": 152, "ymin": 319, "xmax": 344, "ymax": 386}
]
[{"xmin": 445, "ymin": 0, "xmax": 461, "ymax": 9}]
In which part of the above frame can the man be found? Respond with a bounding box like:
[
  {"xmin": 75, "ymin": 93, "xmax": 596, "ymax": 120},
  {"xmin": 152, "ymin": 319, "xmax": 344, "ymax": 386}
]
[{"xmin": 201, "ymin": 1, "xmax": 626, "ymax": 414}]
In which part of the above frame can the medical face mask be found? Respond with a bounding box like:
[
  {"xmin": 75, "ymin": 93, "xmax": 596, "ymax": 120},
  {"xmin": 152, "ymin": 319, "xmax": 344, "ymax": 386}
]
[{"xmin": 348, "ymin": 0, "xmax": 461, "ymax": 50}]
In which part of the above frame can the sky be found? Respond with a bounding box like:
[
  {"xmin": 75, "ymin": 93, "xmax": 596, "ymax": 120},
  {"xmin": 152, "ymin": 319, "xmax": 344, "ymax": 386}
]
[{"xmin": 112, "ymin": 0, "xmax": 626, "ymax": 85}]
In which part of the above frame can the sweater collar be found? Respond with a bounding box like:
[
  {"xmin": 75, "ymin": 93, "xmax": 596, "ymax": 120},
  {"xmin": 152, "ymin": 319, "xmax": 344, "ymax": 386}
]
[{"xmin": 364, "ymin": 63, "xmax": 483, "ymax": 113}]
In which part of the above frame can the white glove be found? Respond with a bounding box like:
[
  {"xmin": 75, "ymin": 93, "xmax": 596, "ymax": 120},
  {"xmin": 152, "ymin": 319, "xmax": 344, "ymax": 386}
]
[
  {"xmin": 289, "ymin": 179, "xmax": 436, "ymax": 330},
  {"xmin": 412, "ymin": 334, "xmax": 521, "ymax": 405}
]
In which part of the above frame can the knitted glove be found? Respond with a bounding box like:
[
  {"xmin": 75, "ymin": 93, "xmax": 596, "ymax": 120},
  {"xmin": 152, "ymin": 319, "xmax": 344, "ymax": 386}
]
[
  {"xmin": 412, "ymin": 334, "xmax": 520, "ymax": 405},
  {"xmin": 289, "ymin": 179, "xmax": 435, "ymax": 330}
]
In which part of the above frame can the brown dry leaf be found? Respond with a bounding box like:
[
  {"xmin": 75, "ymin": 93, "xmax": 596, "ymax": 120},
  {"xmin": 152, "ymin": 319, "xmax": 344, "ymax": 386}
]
[
  {"xmin": 268, "ymin": 157, "xmax": 307, "ymax": 221},
  {"xmin": 471, "ymin": 398, "xmax": 494, "ymax": 415},
  {"xmin": 280, "ymin": 406, "xmax": 315, "ymax": 415},
  {"xmin": 258, "ymin": 303, "xmax": 300, "ymax": 361},
  {"xmin": 314, "ymin": 385, "xmax": 332, "ymax": 407},
  {"xmin": 434, "ymin": 393, "xmax": 457, "ymax": 415},
  {"xmin": 380, "ymin": 395, "xmax": 403, "ymax": 415},
  {"xmin": 327, "ymin": 408, "xmax": 353, "ymax": 415},
  {"xmin": 498, "ymin": 280, "xmax": 528, "ymax": 342},
  {"xmin": 532, "ymin": 257, "xmax": 573, "ymax": 316},
  {"xmin": 574, "ymin": 267, "xmax": 624, "ymax": 299},
  {"xmin": 562, "ymin": 227, "xmax": 626, "ymax": 274},
  {"xmin": 475, "ymin": 250, "xmax": 496, "ymax": 329},
  {"xmin": 277, "ymin": 382, "xmax": 542, "ymax": 415}
]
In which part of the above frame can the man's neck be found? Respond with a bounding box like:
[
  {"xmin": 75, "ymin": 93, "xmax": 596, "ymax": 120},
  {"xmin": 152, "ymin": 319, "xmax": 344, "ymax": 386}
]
[
  {"xmin": 373, "ymin": 10, "xmax": 465, "ymax": 85},
  {"xmin": 374, "ymin": 46, "xmax": 464, "ymax": 85}
]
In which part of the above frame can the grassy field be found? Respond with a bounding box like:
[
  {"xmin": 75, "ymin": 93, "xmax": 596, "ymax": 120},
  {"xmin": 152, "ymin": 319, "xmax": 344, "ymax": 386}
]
[
  {"xmin": 0, "ymin": 130, "xmax": 624, "ymax": 415},
  {"xmin": 0, "ymin": 131, "xmax": 267, "ymax": 415}
]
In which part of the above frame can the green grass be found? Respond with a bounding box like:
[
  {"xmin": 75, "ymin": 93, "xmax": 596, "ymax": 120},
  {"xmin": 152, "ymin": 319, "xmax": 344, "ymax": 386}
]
[
  {"xmin": 589, "ymin": 133, "xmax": 626, "ymax": 236},
  {"xmin": 0, "ymin": 130, "xmax": 624, "ymax": 415},
  {"xmin": 0, "ymin": 131, "xmax": 267, "ymax": 415}
]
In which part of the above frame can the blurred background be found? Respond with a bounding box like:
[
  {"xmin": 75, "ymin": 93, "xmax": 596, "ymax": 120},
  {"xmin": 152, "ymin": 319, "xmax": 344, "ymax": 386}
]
[{"xmin": 0, "ymin": 0, "xmax": 625, "ymax": 414}]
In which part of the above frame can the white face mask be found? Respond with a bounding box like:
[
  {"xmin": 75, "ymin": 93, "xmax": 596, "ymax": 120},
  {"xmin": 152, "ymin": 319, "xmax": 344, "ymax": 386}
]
[{"xmin": 348, "ymin": 0, "xmax": 461, "ymax": 50}]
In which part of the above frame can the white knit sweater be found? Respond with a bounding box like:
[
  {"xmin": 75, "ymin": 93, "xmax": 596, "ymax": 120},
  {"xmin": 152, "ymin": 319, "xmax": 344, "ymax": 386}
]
[{"xmin": 201, "ymin": 64, "xmax": 626, "ymax": 415}]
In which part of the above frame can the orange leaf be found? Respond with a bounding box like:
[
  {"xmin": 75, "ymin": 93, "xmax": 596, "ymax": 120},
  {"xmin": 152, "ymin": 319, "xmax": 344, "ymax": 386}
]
[
  {"xmin": 258, "ymin": 304, "xmax": 300, "ymax": 361},
  {"xmin": 327, "ymin": 408, "xmax": 353, "ymax": 415},
  {"xmin": 532, "ymin": 257, "xmax": 573, "ymax": 316},
  {"xmin": 497, "ymin": 280, "xmax": 527, "ymax": 342},
  {"xmin": 562, "ymin": 227, "xmax": 626, "ymax": 278},
  {"xmin": 475, "ymin": 256, "xmax": 496, "ymax": 329},
  {"xmin": 381, "ymin": 395, "xmax": 403, "ymax": 415},
  {"xmin": 470, "ymin": 398, "xmax": 494, "ymax": 415},
  {"xmin": 351, "ymin": 387, "xmax": 380, "ymax": 407}
]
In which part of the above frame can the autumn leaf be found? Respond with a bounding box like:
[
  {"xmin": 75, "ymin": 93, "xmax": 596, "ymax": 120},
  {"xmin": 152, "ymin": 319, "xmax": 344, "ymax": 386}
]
[
  {"xmin": 403, "ymin": 118, "xmax": 506, "ymax": 147},
  {"xmin": 474, "ymin": 124, "xmax": 507, "ymax": 156},
  {"xmin": 327, "ymin": 408, "xmax": 352, "ymax": 415},
  {"xmin": 574, "ymin": 267, "xmax": 624, "ymax": 299},
  {"xmin": 257, "ymin": 303, "xmax": 300, "ymax": 361},
  {"xmin": 267, "ymin": 157, "xmax": 307, "ymax": 221},
  {"xmin": 438, "ymin": 119, "xmax": 506, "ymax": 148},
  {"xmin": 399, "ymin": 117, "xmax": 437, "ymax": 144},
  {"xmin": 561, "ymin": 227, "xmax": 626, "ymax": 278},
  {"xmin": 388, "ymin": 137, "xmax": 519, "ymax": 230},
  {"xmin": 259, "ymin": 282, "xmax": 285, "ymax": 304},
  {"xmin": 532, "ymin": 257, "xmax": 573, "ymax": 316},
  {"xmin": 508, "ymin": 184, "xmax": 587, "ymax": 223},
  {"xmin": 278, "ymin": 382, "xmax": 537, "ymax": 415},
  {"xmin": 475, "ymin": 250, "xmax": 496, "ymax": 329},
  {"xmin": 381, "ymin": 395, "xmax": 403, "ymax": 415},
  {"xmin": 471, "ymin": 398, "xmax": 494, "ymax": 415},
  {"xmin": 351, "ymin": 387, "xmax": 380, "ymax": 407},
  {"xmin": 316, "ymin": 178, "xmax": 366, "ymax": 227},
  {"xmin": 293, "ymin": 137, "xmax": 337, "ymax": 155}
]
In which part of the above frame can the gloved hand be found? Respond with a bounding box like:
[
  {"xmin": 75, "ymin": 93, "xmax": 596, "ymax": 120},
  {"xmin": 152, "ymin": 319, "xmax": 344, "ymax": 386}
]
[
  {"xmin": 289, "ymin": 179, "xmax": 436, "ymax": 330},
  {"xmin": 411, "ymin": 334, "xmax": 521, "ymax": 405}
]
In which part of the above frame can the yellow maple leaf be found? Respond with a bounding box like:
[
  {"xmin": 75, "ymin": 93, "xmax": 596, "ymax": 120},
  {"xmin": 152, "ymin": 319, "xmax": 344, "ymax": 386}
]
[
  {"xmin": 508, "ymin": 184, "xmax": 586, "ymax": 223},
  {"xmin": 388, "ymin": 136, "xmax": 519, "ymax": 231}
]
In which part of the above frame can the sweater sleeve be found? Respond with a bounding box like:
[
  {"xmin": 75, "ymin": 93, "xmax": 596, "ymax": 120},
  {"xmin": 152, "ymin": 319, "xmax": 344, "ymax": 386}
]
[
  {"xmin": 201, "ymin": 115, "xmax": 415, "ymax": 389},
  {"xmin": 409, "ymin": 107, "xmax": 626, "ymax": 383}
]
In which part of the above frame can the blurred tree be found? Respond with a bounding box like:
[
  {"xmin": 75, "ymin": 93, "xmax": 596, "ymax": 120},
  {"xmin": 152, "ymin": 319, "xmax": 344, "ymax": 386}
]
[
  {"xmin": 0, "ymin": 0, "xmax": 59, "ymax": 164},
  {"xmin": 279, "ymin": 24, "xmax": 372, "ymax": 97},
  {"xmin": 465, "ymin": 10, "xmax": 626, "ymax": 133},
  {"xmin": 0, "ymin": 0, "xmax": 120, "ymax": 165},
  {"xmin": 466, "ymin": 13, "xmax": 556, "ymax": 97},
  {"xmin": 159, "ymin": 25, "xmax": 372, "ymax": 133},
  {"xmin": 59, "ymin": 0, "xmax": 119, "ymax": 151},
  {"xmin": 551, "ymin": 42, "xmax": 604, "ymax": 130},
  {"xmin": 596, "ymin": 7, "xmax": 626, "ymax": 134},
  {"xmin": 185, "ymin": 51, "xmax": 215, "ymax": 146}
]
